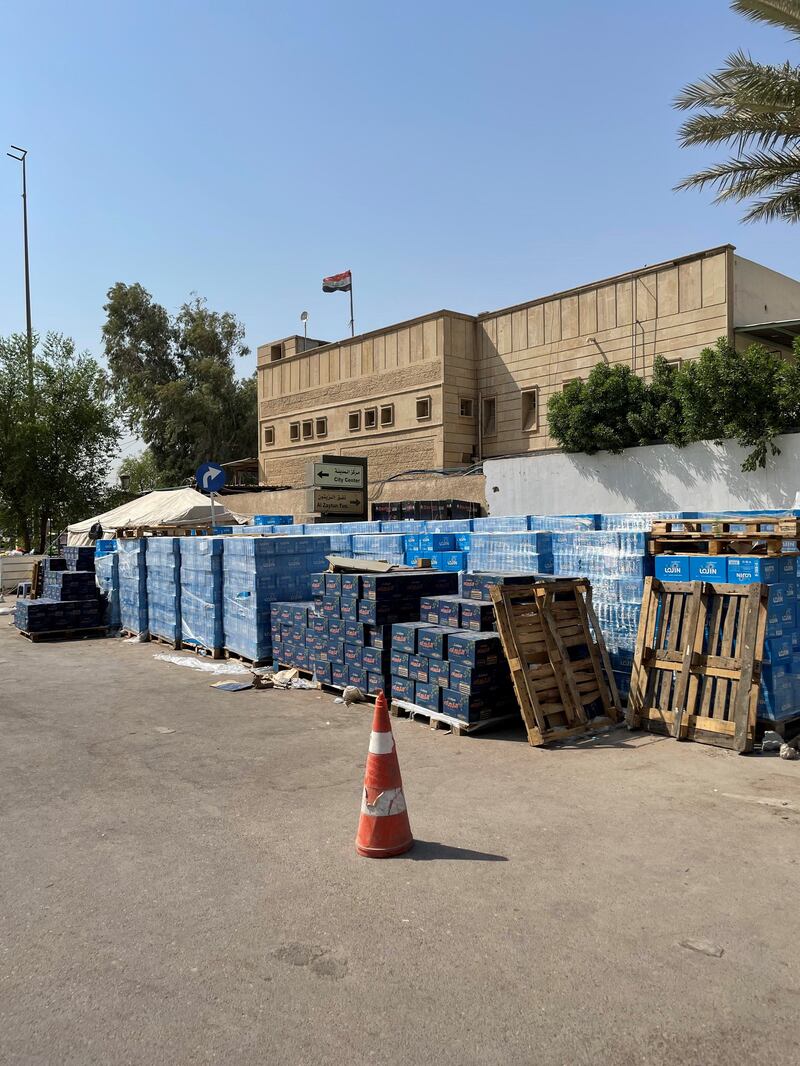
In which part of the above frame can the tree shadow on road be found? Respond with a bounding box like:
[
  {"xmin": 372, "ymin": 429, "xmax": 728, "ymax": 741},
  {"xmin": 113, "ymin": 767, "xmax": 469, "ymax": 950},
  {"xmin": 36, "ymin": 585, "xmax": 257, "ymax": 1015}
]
[{"xmin": 404, "ymin": 839, "xmax": 508, "ymax": 862}]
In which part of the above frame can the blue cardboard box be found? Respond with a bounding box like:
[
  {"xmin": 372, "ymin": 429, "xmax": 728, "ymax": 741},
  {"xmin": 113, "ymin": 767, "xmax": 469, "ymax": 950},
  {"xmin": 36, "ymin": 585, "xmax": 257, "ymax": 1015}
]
[
  {"xmin": 417, "ymin": 626, "xmax": 449, "ymax": 659},
  {"xmin": 460, "ymin": 601, "xmax": 496, "ymax": 631},
  {"xmin": 311, "ymin": 615, "xmax": 327, "ymax": 636},
  {"xmin": 419, "ymin": 533, "xmax": 456, "ymax": 552},
  {"xmin": 327, "ymin": 617, "xmax": 345, "ymax": 639},
  {"xmin": 324, "ymin": 573, "xmax": 341, "ymax": 593},
  {"xmin": 726, "ymin": 556, "xmax": 780, "ymax": 584},
  {"xmin": 766, "ymin": 600, "xmax": 796, "ymax": 637},
  {"xmin": 654, "ymin": 555, "xmax": 690, "ymax": 581},
  {"xmin": 447, "ymin": 631, "xmax": 503, "ymax": 666},
  {"xmin": 367, "ymin": 672, "xmax": 389, "ymax": 696},
  {"xmin": 390, "ymin": 650, "xmax": 410, "ymax": 677},
  {"xmin": 365, "ymin": 624, "xmax": 392, "ymax": 649},
  {"xmin": 428, "ymin": 659, "xmax": 451, "ymax": 687},
  {"xmin": 408, "ymin": 655, "xmax": 429, "ymax": 682},
  {"xmin": 391, "ymin": 622, "xmax": 428, "ymax": 653},
  {"xmin": 447, "ymin": 662, "xmax": 507, "ymax": 694},
  {"xmin": 419, "ymin": 595, "xmax": 441, "ymax": 624},
  {"xmin": 392, "ymin": 675, "xmax": 414, "ymax": 702},
  {"xmin": 310, "ymin": 574, "xmax": 326, "ymax": 597},
  {"xmin": 348, "ymin": 666, "xmax": 368, "ymax": 688},
  {"xmin": 432, "ymin": 551, "xmax": 468, "ymax": 572},
  {"xmin": 414, "ymin": 681, "xmax": 442, "ymax": 712},
  {"xmin": 764, "ymin": 635, "xmax": 793, "ymax": 665},
  {"xmin": 434, "ymin": 596, "xmax": 463, "ymax": 628},
  {"xmin": 455, "ymin": 533, "xmax": 473, "ymax": 551},
  {"xmin": 688, "ymin": 556, "xmax": 727, "ymax": 582},
  {"xmin": 331, "ymin": 663, "xmax": 348, "ymax": 687},
  {"xmin": 344, "ymin": 620, "xmax": 367, "ymax": 643},
  {"xmin": 312, "ymin": 660, "xmax": 332, "ymax": 682},
  {"xmin": 362, "ymin": 647, "xmax": 389, "ymax": 672},
  {"xmin": 344, "ymin": 644, "xmax": 362, "ymax": 666},
  {"xmin": 767, "ymin": 583, "xmax": 795, "ymax": 609}
]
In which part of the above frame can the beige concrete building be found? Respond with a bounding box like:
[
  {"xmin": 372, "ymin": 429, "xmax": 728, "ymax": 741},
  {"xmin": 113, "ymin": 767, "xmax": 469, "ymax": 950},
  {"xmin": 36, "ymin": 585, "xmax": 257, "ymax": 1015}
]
[{"xmin": 257, "ymin": 245, "xmax": 800, "ymax": 487}]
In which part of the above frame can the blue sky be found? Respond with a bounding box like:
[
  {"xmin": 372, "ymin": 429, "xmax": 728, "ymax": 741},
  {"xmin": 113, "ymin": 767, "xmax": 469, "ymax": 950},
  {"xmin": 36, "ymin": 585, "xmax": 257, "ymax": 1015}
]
[{"xmin": 2, "ymin": 0, "xmax": 798, "ymax": 405}]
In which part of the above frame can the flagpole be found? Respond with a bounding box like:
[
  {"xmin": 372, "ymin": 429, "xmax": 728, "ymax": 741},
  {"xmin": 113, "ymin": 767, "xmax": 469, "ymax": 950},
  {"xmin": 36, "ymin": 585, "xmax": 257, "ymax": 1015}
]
[{"xmin": 349, "ymin": 274, "xmax": 355, "ymax": 337}]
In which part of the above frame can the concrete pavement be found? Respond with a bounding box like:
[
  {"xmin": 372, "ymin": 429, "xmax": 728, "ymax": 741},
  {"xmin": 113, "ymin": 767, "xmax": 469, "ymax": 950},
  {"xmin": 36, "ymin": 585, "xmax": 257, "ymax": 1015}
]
[{"xmin": 2, "ymin": 619, "xmax": 800, "ymax": 1065}]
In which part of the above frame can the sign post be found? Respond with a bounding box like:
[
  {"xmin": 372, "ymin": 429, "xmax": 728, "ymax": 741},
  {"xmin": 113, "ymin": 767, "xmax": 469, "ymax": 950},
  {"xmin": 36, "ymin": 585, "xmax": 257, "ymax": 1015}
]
[
  {"xmin": 306, "ymin": 455, "xmax": 368, "ymax": 521},
  {"xmin": 195, "ymin": 462, "xmax": 228, "ymax": 530}
]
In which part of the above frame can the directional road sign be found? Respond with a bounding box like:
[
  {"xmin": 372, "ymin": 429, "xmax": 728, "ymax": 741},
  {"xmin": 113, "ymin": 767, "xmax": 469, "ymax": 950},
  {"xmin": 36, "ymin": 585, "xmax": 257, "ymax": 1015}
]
[
  {"xmin": 196, "ymin": 462, "xmax": 227, "ymax": 493},
  {"xmin": 306, "ymin": 488, "xmax": 365, "ymax": 516},
  {"xmin": 311, "ymin": 461, "xmax": 365, "ymax": 489}
]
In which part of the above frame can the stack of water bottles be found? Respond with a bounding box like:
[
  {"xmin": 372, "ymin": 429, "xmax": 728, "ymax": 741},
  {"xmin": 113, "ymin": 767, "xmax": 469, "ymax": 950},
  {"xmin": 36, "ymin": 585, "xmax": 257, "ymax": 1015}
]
[
  {"xmin": 146, "ymin": 537, "xmax": 182, "ymax": 645},
  {"xmin": 222, "ymin": 534, "xmax": 330, "ymax": 663},
  {"xmin": 118, "ymin": 539, "xmax": 149, "ymax": 637},
  {"xmin": 179, "ymin": 536, "xmax": 224, "ymax": 654}
]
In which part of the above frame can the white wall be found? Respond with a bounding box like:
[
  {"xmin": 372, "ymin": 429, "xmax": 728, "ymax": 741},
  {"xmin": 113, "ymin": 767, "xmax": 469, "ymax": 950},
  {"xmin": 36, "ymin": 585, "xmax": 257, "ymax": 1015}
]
[
  {"xmin": 734, "ymin": 255, "xmax": 800, "ymax": 327},
  {"xmin": 484, "ymin": 434, "xmax": 800, "ymax": 515}
]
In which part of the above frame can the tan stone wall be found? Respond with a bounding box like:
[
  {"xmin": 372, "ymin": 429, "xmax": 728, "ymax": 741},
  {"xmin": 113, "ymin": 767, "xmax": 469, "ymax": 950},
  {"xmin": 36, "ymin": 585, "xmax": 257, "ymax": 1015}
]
[{"xmin": 476, "ymin": 247, "xmax": 733, "ymax": 456}]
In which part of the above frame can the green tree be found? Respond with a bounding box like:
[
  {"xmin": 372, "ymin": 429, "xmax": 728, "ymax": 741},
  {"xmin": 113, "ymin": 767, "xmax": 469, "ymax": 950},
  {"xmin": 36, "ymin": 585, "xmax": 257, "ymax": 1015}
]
[
  {"xmin": 674, "ymin": 337, "xmax": 791, "ymax": 469},
  {"xmin": 119, "ymin": 448, "xmax": 161, "ymax": 493},
  {"xmin": 102, "ymin": 284, "xmax": 256, "ymax": 485},
  {"xmin": 0, "ymin": 333, "xmax": 119, "ymax": 550},
  {"xmin": 547, "ymin": 363, "xmax": 647, "ymax": 454},
  {"xmin": 628, "ymin": 356, "xmax": 688, "ymax": 447},
  {"xmin": 675, "ymin": 0, "xmax": 800, "ymax": 223}
]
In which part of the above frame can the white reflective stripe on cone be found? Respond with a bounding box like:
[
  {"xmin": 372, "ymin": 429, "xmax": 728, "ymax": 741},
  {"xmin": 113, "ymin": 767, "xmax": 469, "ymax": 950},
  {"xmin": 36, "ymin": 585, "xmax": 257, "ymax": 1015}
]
[
  {"xmin": 368, "ymin": 731, "xmax": 394, "ymax": 756},
  {"xmin": 361, "ymin": 787, "xmax": 407, "ymax": 816}
]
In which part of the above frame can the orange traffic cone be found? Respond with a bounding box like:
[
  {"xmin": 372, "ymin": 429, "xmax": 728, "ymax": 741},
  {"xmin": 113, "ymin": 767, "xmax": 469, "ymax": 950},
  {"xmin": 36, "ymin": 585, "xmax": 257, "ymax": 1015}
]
[{"xmin": 355, "ymin": 691, "xmax": 413, "ymax": 858}]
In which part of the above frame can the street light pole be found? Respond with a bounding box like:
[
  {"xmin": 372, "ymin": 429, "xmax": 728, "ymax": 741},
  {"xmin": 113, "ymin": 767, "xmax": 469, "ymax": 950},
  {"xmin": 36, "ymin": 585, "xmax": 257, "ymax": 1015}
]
[{"xmin": 7, "ymin": 145, "xmax": 33, "ymax": 403}]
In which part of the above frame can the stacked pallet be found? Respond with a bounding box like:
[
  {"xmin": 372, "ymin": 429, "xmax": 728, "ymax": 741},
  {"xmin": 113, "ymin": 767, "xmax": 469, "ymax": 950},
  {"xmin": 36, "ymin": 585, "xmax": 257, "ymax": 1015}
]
[
  {"xmin": 118, "ymin": 539, "xmax": 149, "ymax": 637},
  {"xmin": 222, "ymin": 534, "xmax": 330, "ymax": 663},
  {"xmin": 95, "ymin": 551, "xmax": 120, "ymax": 628},
  {"xmin": 179, "ymin": 537, "xmax": 224, "ymax": 656},
  {"xmin": 15, "ymin": 552, "xmax": 102, "ymax": 638},
  {"xmin": 147, "ymin": 537, "xmax": 182, "ymax": 646},
  {"xmin": 271, "ymin": 570, "xmax": 459, "ymax": 696}
]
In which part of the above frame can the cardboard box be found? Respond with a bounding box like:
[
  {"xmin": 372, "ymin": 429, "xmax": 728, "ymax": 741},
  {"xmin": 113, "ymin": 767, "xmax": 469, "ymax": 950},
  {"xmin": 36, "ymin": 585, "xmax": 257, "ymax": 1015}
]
[
  {"xmin": 436, "ymin": 596, "xmax": 464, "ymax": 628},
  {"xmin": 367, "ymin": 672, "xmax": 389, "ymax": 696},
  {"xmin": 417, "ymin": 626, "xmax": 450, "ymax": 659},
  {"xmin": 365, "ymin": 624, "xmax": 392, "ymax": 649},
  {"xmin": 391, "ymin": 675, "xmax": 414, "ymax": 702},
  {"xmin": 310, "ymin": 615, "xmax": 328, "ymax": 635},
  {"xmin": 344, "ymin": 644, "xmax": 362, "ymax": 666},
  {"xmin": 331, "ymin": 663, "xmax": 348, "ymax": 687},
  {"xmin": 390, "ymin": 650, "xmax": 410, "ymax": 677},
  {"xmin": 688, "ymin": 556, "xmax": 727, "ymax": 582},
  {"xmin": 324, "ymin": 573, "xmax": 341, "ymax": 593},
  {"xmin": 654, "ymin": 555, "xmax": 690, "ymax": 582},
  {"xmin": 362, "ymin": 646, "xmax": 390, "ymax": 672},
  {"xmin": 447, "ymin": 630, "xmax": 503, "ymax": 666},
  {"xmin": 408, "ymin": 655, "xmax": 429, "ymax": 682},
  {"xmin": 391, "ymin": 622, "xmax": 428, "ymax": 653},
  {"xmin": 427, "ymin": 659, "xmax": 451, "ymax": 687},
  {"xmin": 419, "ymin": 595, "xmax": 441, "ymax": 624},
  {"xmin": 344, "ymin": 620, "xmax": 367, "ymax": 643},
  {"xmin": 726, "ymin": 556, "xmax": 781, "ymax": 584},
  {"xmin": 327, "ymin": 617, "xmax": 345, "ymax": 639},
  {"xmin": 348, "ymin": 665, "xmax": 368, "ymax": 688},
  {"xmin": 414, "ymin": 681, "xmax": 442, "ymax": 712},
  {"xmin": 459, "ymin": 601, "xmax": 495, "ymax": 631},
  {"xmin": 764, "ymin": 635, "xmax": 793, "ymax": 665},
  {"xmin": 312, "ymin": 660, "xmax": 332, "ymax": 682}
]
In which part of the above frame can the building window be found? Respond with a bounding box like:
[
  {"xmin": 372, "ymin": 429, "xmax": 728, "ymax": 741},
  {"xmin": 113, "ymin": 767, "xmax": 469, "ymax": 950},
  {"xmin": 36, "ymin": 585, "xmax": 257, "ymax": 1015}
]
[
  {"xmin": 380, "ymin": 403, "xmax": 395, "ymax": 427},
  {"xmin": 481, "ymin": 396, "xmax": 497, "ymax": 437},
  {"xmin": 562, "ymin": 377, "xmax": 582, "ymax": 391},
  {"xmin": 302, "ymin": 419, "xmax": 314, "ymax": 440},
  {"xmin": 664, "ymin": 357, "xmax": 683, "ymax": 370},
  {"xmin": 459, "ymin": 397, "xmax": 474, "ymax": 418},
  {"xmin": 348, "ymin": 410, "xmax": 361, "ymax": 432},
  {"xmin": 263, "ymin": 425, "xmax": 275, "ymax": 447},
  {"xmin": 521, "ymin": 386, "xmax": 539, "ymax": 432},
  {"xmin": 315, "ymin": 417, "xmax": 327, "ymax": 437},
  {"xmin": 364, "ymin": 406, "xmax": 377, "ymax": 430},
  {"xmin": 415, "ymin": 396, "xmax": 431, "ymax": 421},
  {"xmin": 270, "ymin": 343, "xmax": 283, "ymax": 362},
  {"xmin": 289, "ymin": 422, "xmax": 300, "ymax": 442}
]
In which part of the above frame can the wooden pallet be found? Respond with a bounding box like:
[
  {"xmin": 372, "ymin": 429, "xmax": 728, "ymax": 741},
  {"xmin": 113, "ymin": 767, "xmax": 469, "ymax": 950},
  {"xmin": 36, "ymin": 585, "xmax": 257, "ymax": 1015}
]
[
  {"xmin": 114, "ymin": 524, "xmax": 213, "ymax": 539},
  {"xmin": 18, "ymin": 626, "xmax": 109, "ymax": 643},
  {"xmin": 150, "ymin": 632, "xmax": 183, "ymax": 651},
  {"xmin": 627, "ymin": 578, "xmax": 767, "ymax": 753},
  {"xmin": 224, "ymin": 647, "xmax": 271, "ymax": 668},
  {"xmin": 649, "ymin": 534, "xmax": 788, "ymax": 556},
  {"xmin": 652, "ymin": 516, "xmax": 800, "ymax": 538},
  {"xmin": 181, "ymin": 640, "xmax": 225, "ymax": 661},
  {"xmin": 121, "ymin": 628, "xmax": 149, "ymax": 642},
  {"xmin": 756, "ymin": 714, "xmax": 800, "ymax": 743},
  {"xmin": 490, "ymin": 578, "xmax": 622, "ymax": 747},
  {"xmin": 390, "ymin": 698, "xmax": 516, "ymax": 736}
]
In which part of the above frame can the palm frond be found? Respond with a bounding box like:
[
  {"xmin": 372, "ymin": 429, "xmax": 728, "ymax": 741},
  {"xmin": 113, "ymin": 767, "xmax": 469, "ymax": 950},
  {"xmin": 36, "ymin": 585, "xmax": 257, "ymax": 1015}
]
[
  {"xmin": 676, "ymin": 147, "xmax": 800, "ymax": 194},
  {"xmin": 731, "ymin": 0, "xmax": 800, "ymax": 37},
  {"xmin": 678, "ymin": 111, "xmax": 800, "ymax": 151},
  {"xmin": 741, "ymin": 180, "xmax": 800, "ymax": 220}
]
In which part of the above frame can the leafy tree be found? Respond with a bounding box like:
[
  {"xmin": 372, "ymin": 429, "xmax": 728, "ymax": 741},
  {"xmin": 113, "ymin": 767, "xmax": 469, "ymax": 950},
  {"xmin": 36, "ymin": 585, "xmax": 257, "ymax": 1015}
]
[
  {"xmin": 0, "ymin": 333, "xmax": 119, "ymax": 550},
  {"xmin": 119, "ymin": 448, "xmax": 161, "ymax": 493},
  {"xmin": 674, "ymin": 337, "xmax": 790, "ymax": 470},
  {"xmin": 547, "ymin": 363, "xmax": 647, "ymax": 454},
  {"xmin": 102, "ymin": 284, "xmax": 256, "ymax": 485},
  {"xmin": 675, "ymin": 0, "xmax": 800, "ymax": 223}
]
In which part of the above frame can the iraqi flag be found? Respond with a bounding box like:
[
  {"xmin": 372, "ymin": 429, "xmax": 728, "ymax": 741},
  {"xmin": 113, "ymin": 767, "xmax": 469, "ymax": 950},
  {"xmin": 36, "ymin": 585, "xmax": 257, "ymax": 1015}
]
[{"xmin": 322, "ymin": 270, "xmax": 352, "ymax": 293}]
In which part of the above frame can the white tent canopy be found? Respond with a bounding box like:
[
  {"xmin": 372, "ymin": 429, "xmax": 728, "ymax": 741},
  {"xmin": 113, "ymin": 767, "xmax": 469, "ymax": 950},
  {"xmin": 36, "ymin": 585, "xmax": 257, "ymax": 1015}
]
[{"xmin": 67, "ymin": 488, "xmax": 239, "ymax": 546}]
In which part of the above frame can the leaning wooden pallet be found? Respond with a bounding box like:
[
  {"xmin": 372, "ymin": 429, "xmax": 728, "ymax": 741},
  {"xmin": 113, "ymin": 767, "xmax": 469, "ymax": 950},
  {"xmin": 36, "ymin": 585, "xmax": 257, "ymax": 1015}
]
[
  {"xmin": 649, "ymin": 533, "xmax": 788, "ymax": 557},
  {"xmin": 627, "ymin": 578, "xmax": 767, "ymax": 753},
  {"xmin": 652, "ymin": 515, "xmax": 800, "ymax": 538},
  {"xmin": 490, "ymin": 578, "xmax": 621, "ymax": 747}
]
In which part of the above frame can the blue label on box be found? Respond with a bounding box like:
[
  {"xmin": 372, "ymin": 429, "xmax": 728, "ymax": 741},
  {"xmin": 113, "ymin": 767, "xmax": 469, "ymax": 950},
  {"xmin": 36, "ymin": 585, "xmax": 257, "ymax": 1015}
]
[
  {"xmin": 688, "ymin": 556, "xmax": 727, "ymax": 582},
  {"xmin": 764, "ymin": 635, "xmax": 793, "ymax": 664}
]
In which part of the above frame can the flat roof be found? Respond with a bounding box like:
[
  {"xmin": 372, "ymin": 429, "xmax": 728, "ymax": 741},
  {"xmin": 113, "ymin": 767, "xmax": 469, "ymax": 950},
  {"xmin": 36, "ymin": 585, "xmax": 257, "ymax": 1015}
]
[{"xmin": 734, "ymin": 319, "xmax": 800, "ymax": 345}]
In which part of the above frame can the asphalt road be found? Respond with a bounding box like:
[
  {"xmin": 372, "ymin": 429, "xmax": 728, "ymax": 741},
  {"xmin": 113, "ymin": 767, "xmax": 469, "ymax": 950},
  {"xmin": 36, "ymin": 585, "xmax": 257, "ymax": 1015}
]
[{"xmin": 2, "ymin": 618, "xmax": 800, "ymax": 1065}]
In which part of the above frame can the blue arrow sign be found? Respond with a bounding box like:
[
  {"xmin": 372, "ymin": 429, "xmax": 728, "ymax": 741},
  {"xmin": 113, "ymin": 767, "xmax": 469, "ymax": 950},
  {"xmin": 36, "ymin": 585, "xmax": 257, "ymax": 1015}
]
[{"xmin": 196, "ymin": 462, "xmax": 227, "ymax": 493}]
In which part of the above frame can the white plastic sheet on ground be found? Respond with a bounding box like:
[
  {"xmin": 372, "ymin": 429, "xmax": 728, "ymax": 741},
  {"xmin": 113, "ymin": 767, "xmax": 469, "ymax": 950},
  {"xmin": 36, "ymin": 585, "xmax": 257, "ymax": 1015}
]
[{"xmin": 152, "ymin": 652, "xmax": 250, "ymax": 675}]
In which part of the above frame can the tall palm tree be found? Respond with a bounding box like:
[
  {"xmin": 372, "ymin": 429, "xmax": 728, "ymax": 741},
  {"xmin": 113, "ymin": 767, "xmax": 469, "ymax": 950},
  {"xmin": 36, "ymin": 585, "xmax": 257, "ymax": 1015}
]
[{"xmin": 675, "ymin": 1, "xmax": 800, "ymax": 222}]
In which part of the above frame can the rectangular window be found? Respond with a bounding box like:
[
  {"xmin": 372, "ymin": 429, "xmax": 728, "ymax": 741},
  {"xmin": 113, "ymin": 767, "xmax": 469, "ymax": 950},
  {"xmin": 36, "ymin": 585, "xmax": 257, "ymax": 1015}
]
[
  {"xmin": 481, "ymin": 396, "xmax": 497, "ymax": 437},
  {"xmin": 270, "ymin": 344, "xmax": 283, "ymax": 362},
  {"xmin": 521, "ymin": 386, "xmax": 539, "ymax": 432},
  {"xmin": 459, "ymin": 397, "xmax": 474, "ymax": 418},
  {"xmin": 263, "ymin": 425, "xmax": 275, "ymax": 447},
  {"xmin": 302, "ymin": 419, "xmax": 314, "ymax": 440},
  {"xmin": 289, "ymin": 421, "xmax": 300, "ymax": 442},
  {"xmin": 380, "ymin": 403, "xmax": 395, "ymax": 427},
  {"xmin": 562, "ymin": 377, "xmax": 581, "ymax": 391},
  {"xmin": 364, "ymin": 407, "xmax": 377, "ymax": 430},
  {"xmin": 348, "ymin": 411, "xmax": 361, "ymax": 432},
  {"xmin": 415, "ymin": 396, "xmax": 431, "ymax": 421},
  {"xmin": 315, "ymin": 417, "xmax": 327, "ymax": 437}
]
